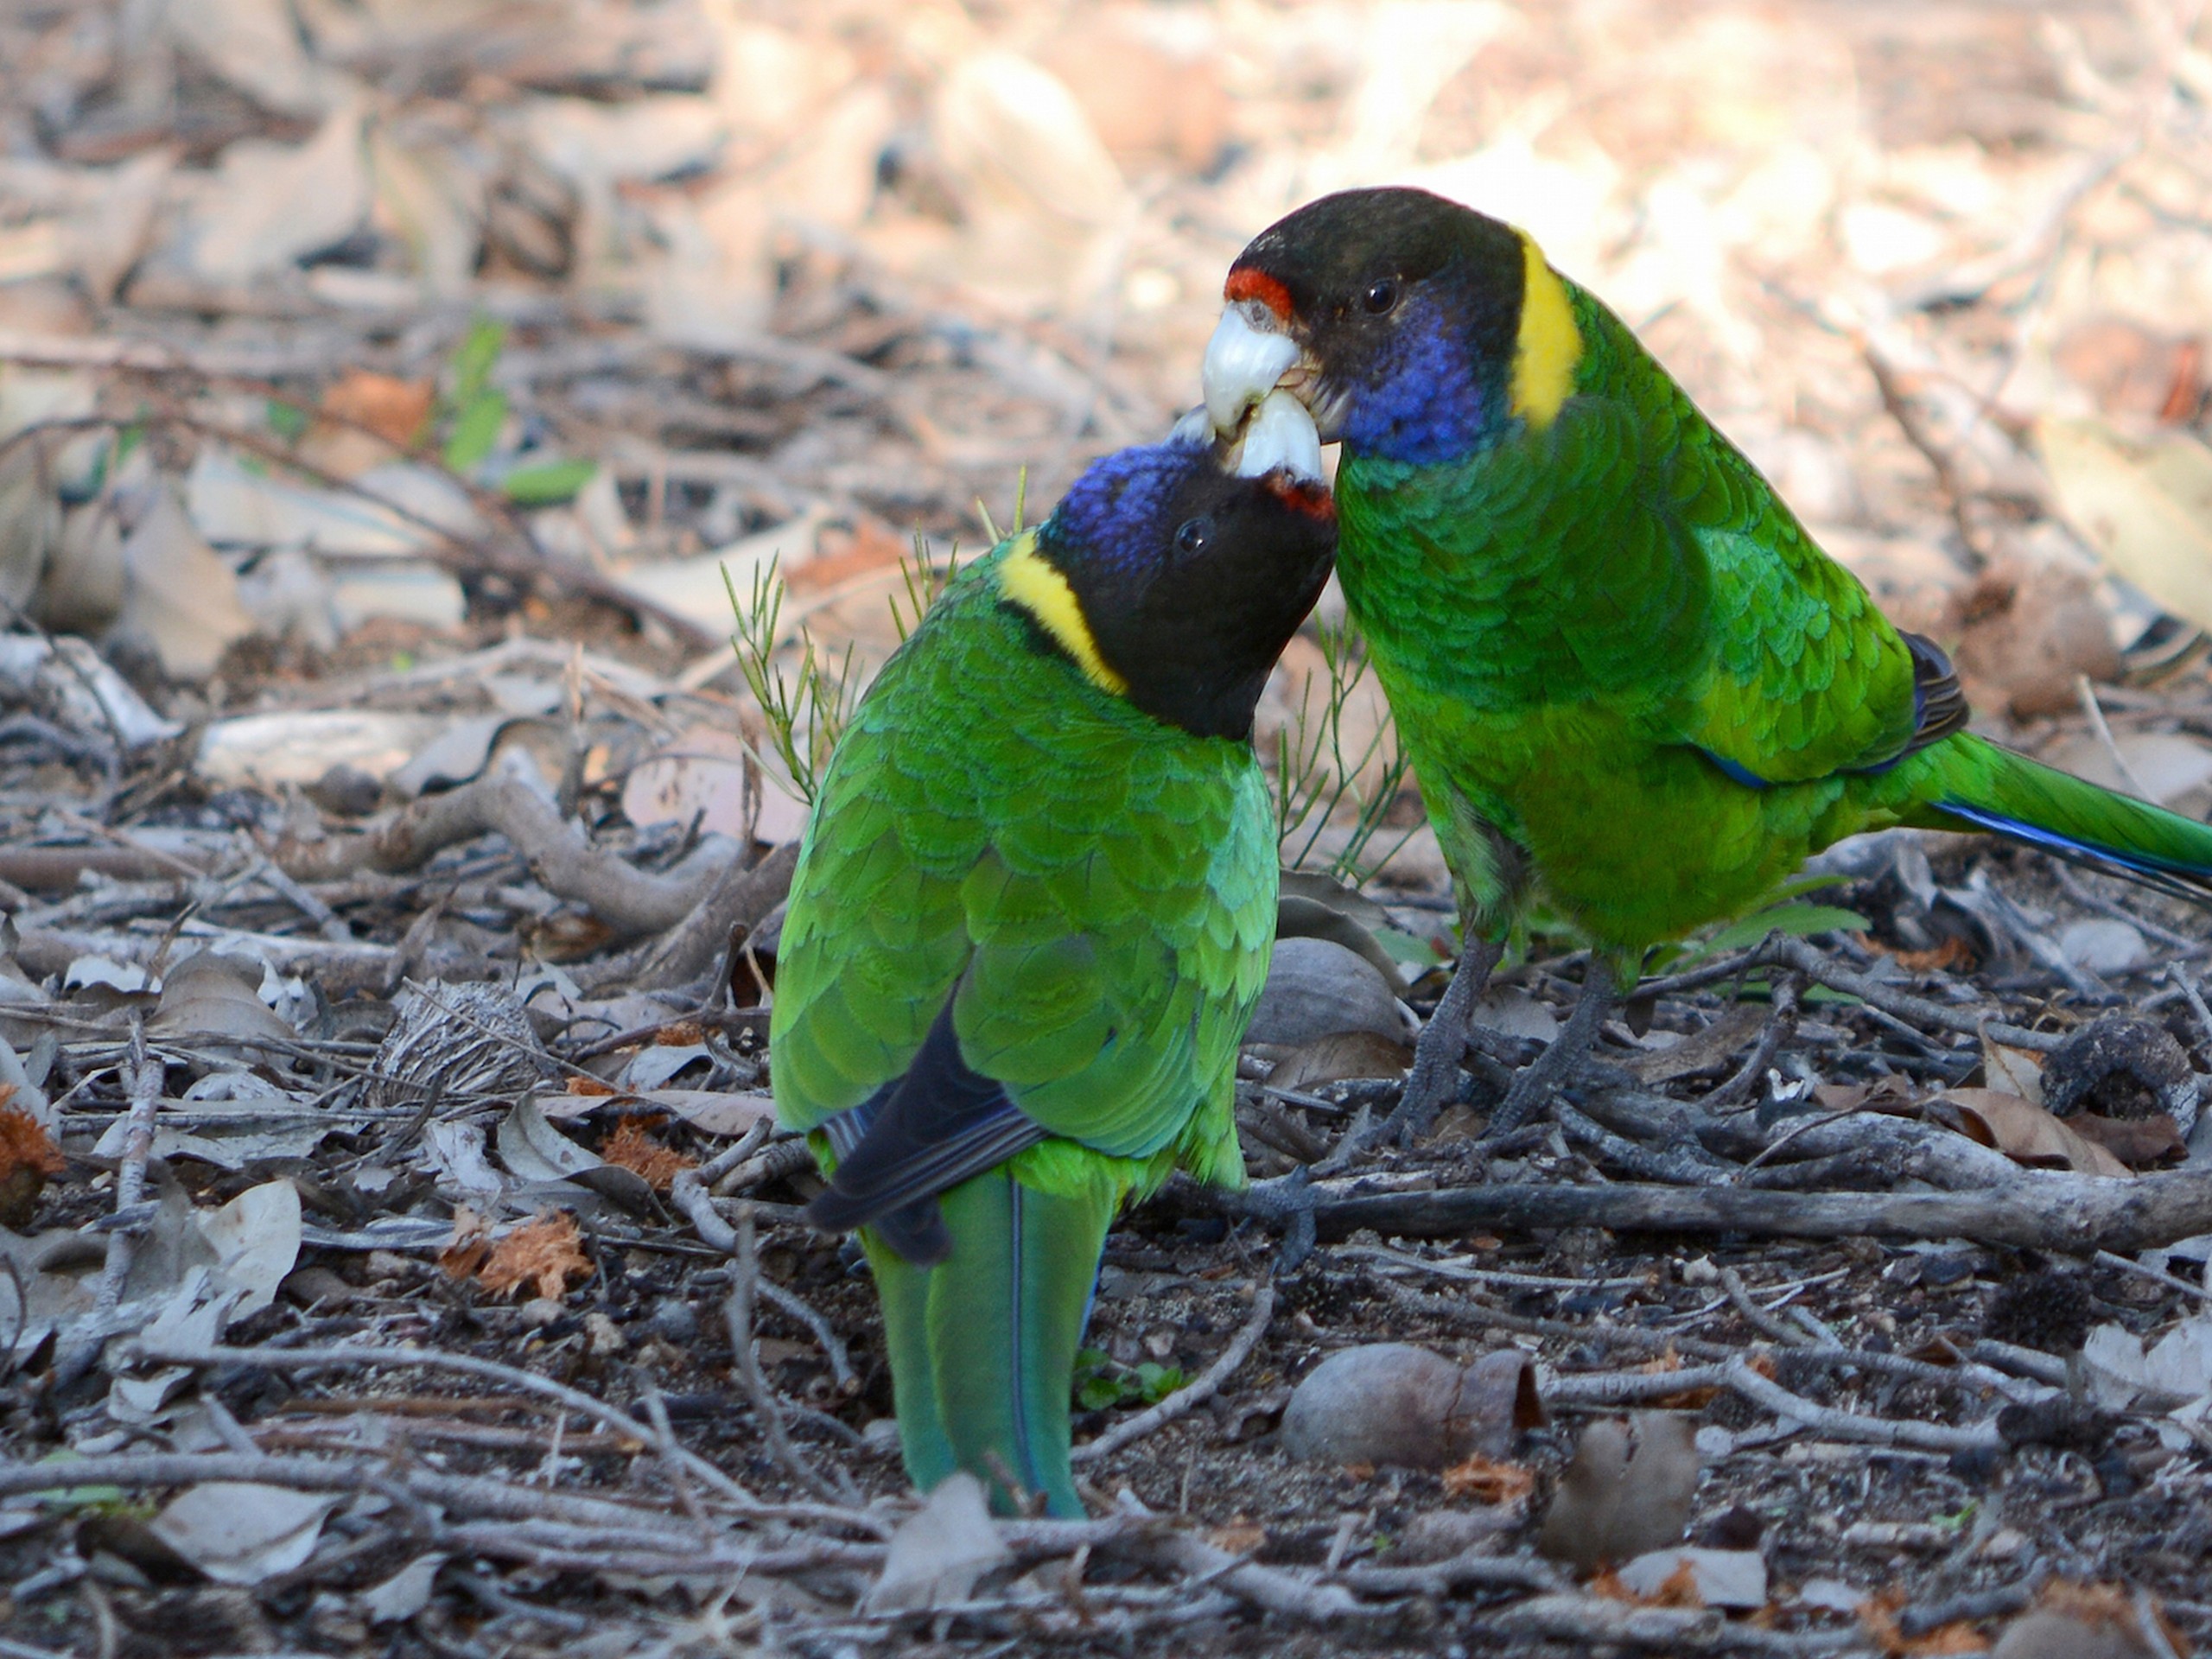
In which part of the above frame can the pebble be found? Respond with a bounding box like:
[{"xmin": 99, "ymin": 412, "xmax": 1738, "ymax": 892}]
[{"xmin": 649, "ymin": 1297, "xmax": 700, "ymax": 1344}]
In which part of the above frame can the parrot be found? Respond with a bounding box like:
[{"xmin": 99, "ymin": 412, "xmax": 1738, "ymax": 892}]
[
  {"xmin": 1197, "ymin": 185, "xmax": 2212, "ymax": 1139},
  {"xmin": 768, "ymin": 406, "xmax": 1335, "ymax": 1516}
]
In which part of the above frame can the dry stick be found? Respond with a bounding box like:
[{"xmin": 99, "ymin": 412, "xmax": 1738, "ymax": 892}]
[
  {"xmin": 723, "ymin": 1209, "xmax": 849, "ymax": 1504},
  {"xmin": 1334, "ymin": 1546, "xmax": 1564, "ymax": 1598},
  {"xmin": 1700, "ymin": 975, "xmax": 1800, "ymax": 1111},
  {"xmin": 1726, "ymin": 1361, "xmax": 2001, "ymax": 1453},
  {"xmin": 1754, "ymin": 934, "xmax": 2063, "ymax": 1051},
  {"xmin": 1306, "ymin": 1164, "xmax": 2212, "ymax": 1252},
  {"xmin": 712, "ymin": 1136, "xmax": 818, "ymax": 1197},
  {"xmin": 1480, "ymin": 1592, "xmax": 1866, "ymax": 1656},
  {"xmin": 121, "ymin": 1338, "xmax": 864, "ymax": 1527},
  {"xmin": 1114, "ymin": 1493, "xmax": 1377, "ymax": 1624},
  {"xmin": 53, "ymin": 1020, "xmax": 161, "ymax": 1387},
  {"xmin": 1071, "ymin": 1283, "xmax": 1277, "ymax": 1466},
  {"xmin": 1718, "ymin": 1266, "xmax": 1815, "ymax": 1348},
  {"xmin": 672, "ymin": 1155, "xmax": 856, "ymax": 1389},
  {"xmin": 272, "ymin": 770, "xmax": 744, "ymax": 938}
]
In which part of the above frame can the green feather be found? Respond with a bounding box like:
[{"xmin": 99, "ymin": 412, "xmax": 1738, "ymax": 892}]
[
  {"xmin": 1325, "ymin": 238, "xmax": 2212, "ymax": 967},
  {"xmin": 772, "ymin": 537, "xmax": 1274, "ymax": 1516}
]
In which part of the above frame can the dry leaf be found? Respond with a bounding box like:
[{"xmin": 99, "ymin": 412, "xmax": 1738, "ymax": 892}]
[
  {"xmin": 2037, "ymin": 416, "xmax": 2212, "ymax": 636},
  {"xmin": 322, "ymin": 370, "xmax": 435, "ymax": 448},
  {"xmin": 2064, "ymin": 1113, "xmax": 2185, "ymax": 1167},
  {"xmin": 1537, "ymin": 1414, "xmax": 1700, "ymax": 1575},
  {"xmin": 1934, "ymin": 1088, "xmax": 2133, "ymax": 1178},
  {"xmin": 1265, "ymin": 1029, "xmax": 1413, "ymax": 1091},
  {"xmin": 1860, "ymin": 1587, "xmax": 1994, "ymax": 1656},
  {"xmin": 1629, "ymin": 1003, "xmax": 1766, "ymax": 1084},
  {"xmin": 599, "ymin": 1118, "xmax": 695, "ymax": 1192},
  {"xmin": 1440, "ymin": 1451, "xmax": 1535, "ymax": 1504},
  {"xmin": 1205, "ymin": 1521, "xmax": 1267, "ymax": 1554},
  {"xmin": 0, "ymin": 1095, "xmax": 65, "ymax": 1229},
  {"xmin": 476, "ymin": 1211, "xmax": 593, "ymax": 1300},
  {"xmin": 438, "ymin": 1205, "xmax": 492, "ymax": 1282}
]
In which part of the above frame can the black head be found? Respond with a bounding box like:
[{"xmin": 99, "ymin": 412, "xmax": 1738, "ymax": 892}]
[
  {"xmin": 1007, "ymin": 440, "xmax": 1336, "ymax": 741},
  {"xmin": 1209, "ymin": 187, "xmax": 1572, "ymax": 464}
]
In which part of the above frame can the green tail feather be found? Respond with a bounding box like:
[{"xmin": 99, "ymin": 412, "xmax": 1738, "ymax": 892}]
[
  {"xmin": 1909, "ymin": 734, "xmax": 2212, "ymax": 899},
  {"xmin": 861, "ymin": 1167, "xmax": 1114, "ymax": 1517}
]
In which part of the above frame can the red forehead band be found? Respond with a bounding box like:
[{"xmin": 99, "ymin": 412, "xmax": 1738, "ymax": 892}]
[
  {"xmin": 1263, "ymin": 474, "xmax": 1335, "ymax": 521},
  {"xmin": 1224, "ymin": 267, "xmax": 1293, "ymax": 321}
]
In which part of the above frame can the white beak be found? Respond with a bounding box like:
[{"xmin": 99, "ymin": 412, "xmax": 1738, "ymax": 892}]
[
  {"xmin": 1230, "ymin": 391, "xmax": 1323, "ymax": 484},
  {"xmin": 1201, "ymin": 305, "xmax": 1300, "ymax": 436}
]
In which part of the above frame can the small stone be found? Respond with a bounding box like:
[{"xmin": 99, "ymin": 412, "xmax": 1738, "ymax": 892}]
[
  {"xmin": 307, "ymin": 762, "xmax": 384, "ymax": 817},
  {"xmin": 364, "ymin": 1250, "xmax": 412, "ymax": 1281},
  {"xmin": 648, "ymin": 1297, "xmax": 699, "ymax": 1344},
  {"xmin": 1617, "ymin": 1546, "xmax": 1768, "ymax": 1610},
  {"xmin": 519, "ymin": 1296, "xmax": 564, "ymax": 1328},
  {"xmin": 583, "ymin": 1312, "xmax": 626, "ymax": 1356},
  {"xmin": 862, "ymin": 1418, "xmax": 902, "ymax": 1451}
]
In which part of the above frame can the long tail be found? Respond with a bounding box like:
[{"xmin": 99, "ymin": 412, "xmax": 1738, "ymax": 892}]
[
  {"xmin": 861, "ymin": 1166, "xmax": 1114, "ymax": 1517},
  {"xmin": 1908, "ymin": 734, "xmax": 2212, "ymax": 902}
]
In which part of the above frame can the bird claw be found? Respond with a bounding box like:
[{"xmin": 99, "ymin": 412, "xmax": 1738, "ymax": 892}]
[
  {"xmin": 1236, "ymin": 1167, "xmax": 1318, "ymax": 1272},
  {"xmin": 1375, "ymin": 938, "xmax": 1501, "ymax": 1149}
]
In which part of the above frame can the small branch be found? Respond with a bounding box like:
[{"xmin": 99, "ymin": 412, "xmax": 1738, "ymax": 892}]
[
  {"xmin": 1071, "ymin": 1283, "xmax": 1275, "ymax": 1465},
  {"xmin": 54, "ymin": 1020, "xmax": 160, "ymax": 1387},
  {"xmin": 1300, "ymin": 1166, "xmax": 2212, "ymax": 1252},
  {"xmin": 1725, "ymin": 1361, "xmax": 2001, "ymax": 1453},
  {"xmin": 723, "ymin": 1210, "xmax": 849, "ymax": 1503}
]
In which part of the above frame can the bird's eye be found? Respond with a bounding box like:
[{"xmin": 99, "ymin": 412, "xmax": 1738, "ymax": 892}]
[
  {"xmin": 1173, "ymin": 517, "xmax": 1211, "ymax": 557},
  {"xmin": 1363, "ymin": 277, "xmax": 1401, "ymax": 315}
]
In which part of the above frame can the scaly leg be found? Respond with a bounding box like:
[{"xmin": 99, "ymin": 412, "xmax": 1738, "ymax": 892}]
[
  {"xmin": 1378, "ymin": 936, "xmax": 1503, "ymax": 1147},
  {"xmin": 1485, "ymin": 966, "xmax": 1613, "ymax": 1137}
]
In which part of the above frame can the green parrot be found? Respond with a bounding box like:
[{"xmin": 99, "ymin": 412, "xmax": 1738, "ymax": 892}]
[
  {"xmin": 1198, "ymin": 186, "xmax": 2212, "ymax": 1136},
  {"xmin": 769, "ymin": 418, "xmax": 1335, "ymax": 1516}
]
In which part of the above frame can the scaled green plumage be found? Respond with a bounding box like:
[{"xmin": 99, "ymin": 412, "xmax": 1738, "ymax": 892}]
[
  {"xmin": 770, "ymin": 439, "xmax": 1334, "ymax": 1513},
  {"xmin": 1205, "ymin": 187, "xmax": 2212, "ymax": 1125}
]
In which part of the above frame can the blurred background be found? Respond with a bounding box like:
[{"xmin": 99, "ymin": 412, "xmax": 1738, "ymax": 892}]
[{"xmin": 2, "ymin": 0, "xmax": 2211, "ymax": 883}]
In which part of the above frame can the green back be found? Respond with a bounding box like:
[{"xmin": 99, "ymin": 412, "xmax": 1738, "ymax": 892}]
[
  {"xmin": 1333, "ymin": 285, "xmax": 1935, "ymax": 959},
  {"xmin": 771, "ymin": 535, "xmax": 1274, "ymax": 1190}
]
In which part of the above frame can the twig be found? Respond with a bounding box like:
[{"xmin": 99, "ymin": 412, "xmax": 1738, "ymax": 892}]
[
  {"xmin": 2076, "ymin": 676, "xmax": 2156, "ymax": 801},
  {"xmin": 1479, "ymin": 1592, "xmax": 1871, "ymax": 1655},
  {"xmin": 1293, "ymin": 1165, "xmax": 2212, "ymax": 1252},
  {"xmin": 1753, "ymin": 935, "xmax": 2063, "ymax": 1051},
  {"xmin": 1718, "ymin": 1267, "xmax": 1814, "ymax": 1347},
  {"xmin": 1700, "ymin": 976, "xmax": 1799, "ymax": 1110},
  {"xmin": 122, "ymin": 1339, "xmax": 849, "ymax": 1526},
  {"xmin": 1333, "ymin": 1547, "xmax": 1565, "ymax": 1597},
  {"xmin": 1114, "ymin": 1493, "xmax": 1380, "ymax": 1624},
  {"xmin": 1071, "ymin": 1283, "xmax": 1276, "ymax": 1465},
  {"xmin": 54, "ymin": 1019, "xmax": 160, "ymax": 1387},
  {"xmin": 723, "ymin": 1209, "xmax": 849, "ymax": 1503},
  {"xmin": 1724, "ymin": 1361, "xmax": 2001, "ymax": 1453}
]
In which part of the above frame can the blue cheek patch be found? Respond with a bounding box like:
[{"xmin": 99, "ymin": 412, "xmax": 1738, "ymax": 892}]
[{"xmin": 1343, "ymin": 302, "xmax": 1491, "ymax": 466}]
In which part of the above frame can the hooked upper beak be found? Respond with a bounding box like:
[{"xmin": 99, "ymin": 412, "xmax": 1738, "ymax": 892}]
[{"xmin": 1201, "ymin": 303, "xmax": 1304, "ymax": 437}]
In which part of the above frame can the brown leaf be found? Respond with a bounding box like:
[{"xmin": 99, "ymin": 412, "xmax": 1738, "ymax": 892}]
[
  {"xmin": 598, "ymin": 1117, "xmax": 696, "ymax": 1192},
  {"xmin": 1628, "ymin": 1003, "xmax": 1766, "ymax": 1084},
  {"xmin": 1440, "ymin": 1452, "xmax": 1535, "ymax": 1505},
  {"xmin": 321, "ymin": 370, "xmax": 435, "ymax": 448},
  {"xmin": 1933, "ymin": 1088, "xmax": 2133, "ymax": 1177},
  {"xmin": 1266, "ymin": 1029, "xmax": 1412, "ymax": 1091},
  {"xmin": 0, "ymin": 1096, "xmax": 64, "ymax": 1230},
  {"xmin": 476, "ymin": 1211, "xmax": 593, "ymax": 1300},
  {"xmin": 2064, "ymin": 1112, "xmax": 2185, "ymax": 1168},
  {"xmin": 437, "ymin": 1205, "xmax": 491, "ymax": 1282}
]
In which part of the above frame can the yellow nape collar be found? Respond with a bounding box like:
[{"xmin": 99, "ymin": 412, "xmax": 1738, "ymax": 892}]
[
  {"xmin": 1509, "ymin": 232, "xmax": 1580, "ymax": 430},
  {"xmin": 995, "ymin": 531, "xmax": 1129, "ymax": 696}
]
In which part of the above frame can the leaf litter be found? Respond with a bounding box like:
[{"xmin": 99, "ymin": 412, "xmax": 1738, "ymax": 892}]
[{"xmin": 3, "ymin": 0, "xmax": 2212, "ymax": 1654}]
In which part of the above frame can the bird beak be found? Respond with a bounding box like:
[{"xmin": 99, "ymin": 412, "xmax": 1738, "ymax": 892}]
[
  {"xmin": 1201, "ymin": 302, "xmax": 1303, "ymax": 437},
  {"xmin": 1229, "ymin": 390, "xmax": 1324, "ymax": 485}
]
